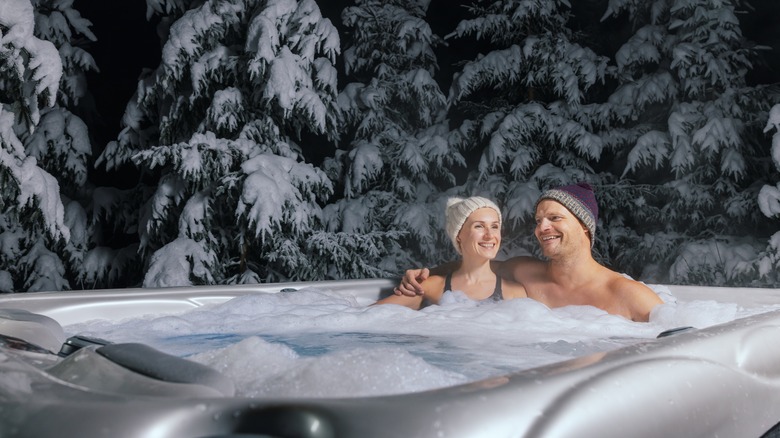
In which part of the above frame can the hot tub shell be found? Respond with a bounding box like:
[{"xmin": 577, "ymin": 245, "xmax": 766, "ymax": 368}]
[{"xmin": 0, "ymin": 279, "xmax": 779, "ymax": 438}]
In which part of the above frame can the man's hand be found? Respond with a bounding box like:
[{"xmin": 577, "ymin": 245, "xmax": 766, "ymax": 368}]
[{"xmin": 394, "ymin": 268, "xmax": 429, "ymax": 296}]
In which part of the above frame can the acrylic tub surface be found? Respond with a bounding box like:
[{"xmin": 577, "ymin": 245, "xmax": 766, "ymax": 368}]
[{"xmin": 0, "ymin": 280, "xmax": 779, "ymax": 438}]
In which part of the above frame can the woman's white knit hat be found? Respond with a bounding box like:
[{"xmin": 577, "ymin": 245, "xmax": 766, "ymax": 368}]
[{"xmin": 445, "ymin": 196, "xmax": 502, "ymax": 254}]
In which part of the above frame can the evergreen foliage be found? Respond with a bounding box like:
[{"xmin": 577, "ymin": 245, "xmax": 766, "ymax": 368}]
[
  {"xmin": 600, "ymin": 0, "xmax": 778, "ymax": 285},
  {"xmin": 4, "ymin": 0, "xmax": 779, "ymax": 290},
  {"xmin": 97, "ymin": 0, "xmax": 344, "ymax": 286},
  {"xmin": 0, "ymin": 0, "xmax": 97, "ymax": 291},
  {"xmin": 443, "ymin": 0, "xmax": 612, "ymax": 258},
  {"xmin": 756, "ymin": 103, "xmax": 780, "ymax": 284},
  {"xmin": 322, "ymin": 0, "xmax": 459, "ymax": 273}
]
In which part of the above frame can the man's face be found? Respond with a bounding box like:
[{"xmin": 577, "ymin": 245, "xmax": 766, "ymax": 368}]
[{"xmin": 534, "ymin": 200, "xmax": 590, "ymax": 257}]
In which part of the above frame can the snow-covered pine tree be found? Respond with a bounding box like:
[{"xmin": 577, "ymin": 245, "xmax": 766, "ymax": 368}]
[
  {"xmin": 97, "ymin": 0, "xmax": 342, "ymax": 286},
  {"xmin": 320, "ymin": 0, "xmax": 458, "ymax": 275},
  {"xmin": 601, "ymin": 0, "xmax": 778, "ymax": 285},
  {"xmin": 0, "ymin": 0, "xmax": 97, "ymax": 291},
  {"xmin": 443, "ymin": 0, "xmax": 612, "ymax": 258},
  {"xmin": 755, "ymin": 104, "xmax": 780, "ymax": 285}
]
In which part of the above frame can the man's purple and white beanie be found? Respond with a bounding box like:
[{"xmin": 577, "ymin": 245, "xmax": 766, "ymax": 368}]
[{"xmin": 534, "ymin": 182, "xmax": 598, "ymax": 246}]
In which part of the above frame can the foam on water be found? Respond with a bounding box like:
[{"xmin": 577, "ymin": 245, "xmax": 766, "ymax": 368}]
[{"xmin": 64, "ymin": 285, "xmax": 780, "ymax": 398}]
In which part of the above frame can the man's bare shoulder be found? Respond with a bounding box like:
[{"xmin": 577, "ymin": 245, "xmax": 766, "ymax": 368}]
[
  {"xmin": 606, "ymin": 274, "xmax": 663, "ymax": 322},
  {"xmin": 606, "ymin": 273, "xmax": 654, "ymax": 294}
]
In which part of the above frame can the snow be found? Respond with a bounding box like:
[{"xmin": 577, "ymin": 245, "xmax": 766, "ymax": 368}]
[
  {"xmin": 624, "ymin": 130, "xmax": 670, "ymax": 174},
  {"xmin": 758, "ymin": 184, "xmax": 780, "ymax": 218},
  {"xmin": 0, "ymin": 0, "xmax": 62, "ymax": 121},
  {"xmin": 190, "ymin": 46, "xmax": 233, "ymax": 98},
  {"xmin": 16, "ymin": 157, "xmax": 70, "ymax": 240},
  {"xmin": 0, "ymin": 107, "xmax": 26, "ymax": 159},
  {"xmin": 266, "ymin": 47, "xmax": 309, "ymax": 112},
  {"xmin": 765, "ymin": 104, "xmax": 780, "ymax": 170},
  {"xmin": 669, "ymin": 240, "xmax": 761, "ymax": 283},
  {"xmin": 19, "ymin": 240, "xmax": 67, "ymax": 292},
  {"xmin": 0, "ymin": 0, "xmax": 35, "ymax": 45},
  {"xmin": 179, "ymin": 191, "xmax": 209, "ymax": 238},
  {"xmin": 26, "ymin": 108, "xmax": 91, "ymax": 185},
  {"xmin": 161, "ymin": 0, "xmax": 244, "ymax": 81},
  {"xmin": 346, "ymin": 141, "xmax": 383, "ymax": 194},
  {"xmin": 238, "ymin": 153, "xmax": 331, "ymax": 238},
  {"xmin": 143, "ymin": 237, "xmax": 216, "ymax": 287}
]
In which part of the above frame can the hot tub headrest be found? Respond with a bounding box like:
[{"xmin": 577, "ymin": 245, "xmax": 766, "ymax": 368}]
[
  {"xmin": 96, "ymin": 343, "xmax": 235, "ymax": 397},
  {"xmin": 0, "ymin": 308, "xmax": 66, "ymax": 353}
]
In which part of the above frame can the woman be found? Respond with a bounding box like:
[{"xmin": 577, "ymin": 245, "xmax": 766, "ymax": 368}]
[{"xmin": 376, "ymin": 196, "xmax": 527, "ymax": 309}]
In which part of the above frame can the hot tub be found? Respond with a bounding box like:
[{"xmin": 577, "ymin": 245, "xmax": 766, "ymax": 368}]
[{"xmin": 0, "ymin": 279, "xmax": 779, "ymax": 438}]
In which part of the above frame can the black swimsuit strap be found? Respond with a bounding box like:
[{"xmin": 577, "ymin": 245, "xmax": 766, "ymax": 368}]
[
  {"xmin": 444, "ymin": 272, "xmax": 452, "ymax": 294},
  {"xmin": 443, "ymin": 272, "xmax": 503, "ymax": 301},
  {"xmin": 490, "ymin": 275, "xmax": 503, "ymax": 301}
]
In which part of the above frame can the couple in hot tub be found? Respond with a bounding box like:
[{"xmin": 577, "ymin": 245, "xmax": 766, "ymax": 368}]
[{"xmin": 378, "ymin": 182, "xmax": 663, "ymax": 322}]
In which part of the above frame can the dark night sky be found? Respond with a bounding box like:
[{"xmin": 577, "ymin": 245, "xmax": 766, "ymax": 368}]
[{"xmin": 72, "ymin": 0, "xmax": 780, "ymax": 159}]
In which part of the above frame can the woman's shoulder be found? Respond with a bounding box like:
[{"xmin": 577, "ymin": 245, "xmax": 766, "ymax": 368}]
[{"xmin": 420, "ymin": 274, "xmax": 446, "ymax": 302}]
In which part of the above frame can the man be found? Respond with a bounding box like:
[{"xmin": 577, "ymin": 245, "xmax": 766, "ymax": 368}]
[{"xmin": 395, "ymin": 182, "xmax": 663, "ymax": 322}]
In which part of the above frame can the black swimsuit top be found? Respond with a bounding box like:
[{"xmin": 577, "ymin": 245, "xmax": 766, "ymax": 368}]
[{"xmin": 443, "ymin": 273, "xmax": 503, "ymax": 302}]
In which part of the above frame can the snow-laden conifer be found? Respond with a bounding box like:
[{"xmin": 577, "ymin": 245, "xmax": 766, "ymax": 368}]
[
  {"xmin": 322, "ymin": 0, "xmax": 459, "ymax": 273},
  {"xmin": 0, "ymin": 0, "xmax": 97, "ymax": 291},
  {"xmin": 98, "ymin": 0, "xmax": 342, "ymax": 286},
  {"xmin": 443, "ymin": 0, "xmax": 610, "ymax": 257},
  {"xmin": 755, "ymin": 104, "xmax": 780, "ymax": 284},
  {"xmin": 602, "ymin": 0, "xmax": 778, "ymax": 285}
]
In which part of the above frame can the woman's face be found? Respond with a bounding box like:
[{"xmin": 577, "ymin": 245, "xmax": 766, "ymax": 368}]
[{"xmin": 457, "ymin": 207, "xmax": 501, "ymax": 259}]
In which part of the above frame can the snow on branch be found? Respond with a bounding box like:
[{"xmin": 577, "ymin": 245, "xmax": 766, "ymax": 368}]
[
  {"xmin": 759, "ymin": 104, "xmax": 780, "ymax": 218},
  {"xmin": 1, "ymin": 0, "xmax": 62, "ymax": 127},
  {"xmin": 237, "ymin": 153, "xmax": 332, "ymax": 239},
  {"xmin": 143, "ymin": 236, "xmax": 217, "ymax": 287},
  {"xmin": 623, "ymin": 130, "xmax": 670, "ymax": 175}
]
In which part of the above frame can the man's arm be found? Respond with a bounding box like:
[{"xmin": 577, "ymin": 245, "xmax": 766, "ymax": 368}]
[
  {"xmin": 494, "ymin": 256, "xmax": 542, "ymax": 284},
  {"xmin": 394, "ymin": 262, "xmax": 459, "ymax": 297}
]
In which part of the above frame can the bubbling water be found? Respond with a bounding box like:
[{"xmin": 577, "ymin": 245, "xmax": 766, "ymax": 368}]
[{"xmin": 64, "ymin": 285, "xmax": 777, "ymax": 399}]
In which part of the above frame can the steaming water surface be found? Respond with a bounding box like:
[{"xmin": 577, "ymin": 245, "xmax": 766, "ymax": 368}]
[{"xmin": 64, "ymin": 285, "xmax": 779, "ymax": 399}]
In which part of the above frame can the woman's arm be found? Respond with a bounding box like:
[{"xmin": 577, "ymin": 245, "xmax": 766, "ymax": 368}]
[
  {"xmin": 379, "ymin": 276, "xmax": 445, "ymax": 309},
  {"xmin": 394, "ymin": 262, "xmax": 459, "ymax": 297}
]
